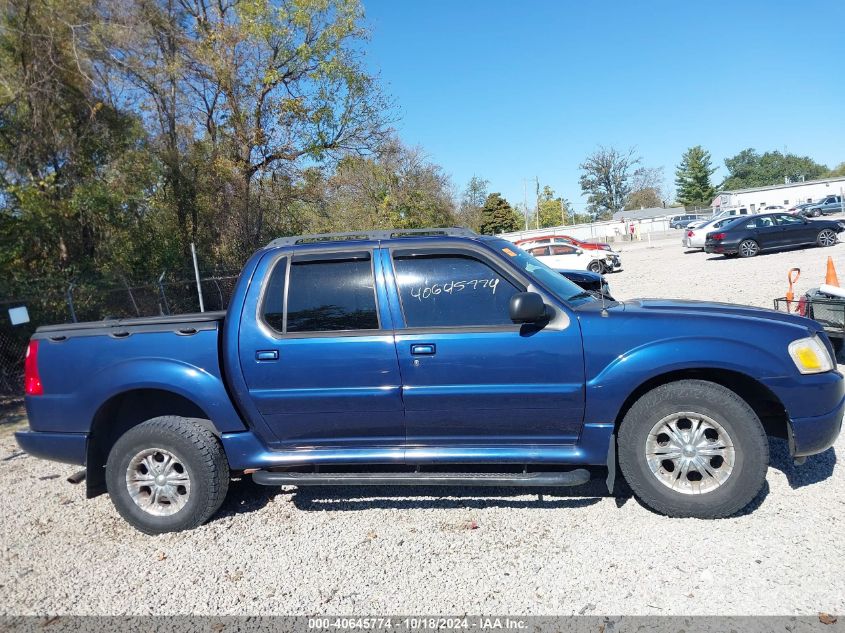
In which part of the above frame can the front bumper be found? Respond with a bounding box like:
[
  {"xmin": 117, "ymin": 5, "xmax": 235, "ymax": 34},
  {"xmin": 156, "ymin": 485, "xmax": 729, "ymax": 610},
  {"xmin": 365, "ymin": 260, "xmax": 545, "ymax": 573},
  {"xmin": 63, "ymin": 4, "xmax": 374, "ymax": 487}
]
[
  {"xmin": 789, "ymin": 393, "xmax": 845, "ymax": 457},
  {"xmin": 15, "ymin": 430, "xmax": 87, "ymax": 465},
  {"xmin": 605, "ymin": 254, "xmax": 622, "ymax": 270}
]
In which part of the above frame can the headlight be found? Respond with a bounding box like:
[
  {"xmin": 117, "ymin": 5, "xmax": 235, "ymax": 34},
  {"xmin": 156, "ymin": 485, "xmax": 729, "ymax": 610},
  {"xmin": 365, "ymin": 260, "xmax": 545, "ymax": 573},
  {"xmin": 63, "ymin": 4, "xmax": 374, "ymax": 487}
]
[{"xmin": 788, "ymin": 336, "xmax": 834, "ymax": 374}]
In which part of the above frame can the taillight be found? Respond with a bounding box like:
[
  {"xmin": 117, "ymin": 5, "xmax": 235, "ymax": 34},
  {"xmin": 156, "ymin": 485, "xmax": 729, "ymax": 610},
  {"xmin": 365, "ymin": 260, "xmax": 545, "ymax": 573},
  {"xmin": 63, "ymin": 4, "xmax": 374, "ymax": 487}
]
[
  {"xmin": 24, "ymin": 340, "xmax": 43, "ymax": 396},
  {"xmin": 687, "ymin": 230, "xmax": 694, "ymax": 237},
  {"xmin": 711, "ymin": 233, "xmax": 726, "ymax": 240}
]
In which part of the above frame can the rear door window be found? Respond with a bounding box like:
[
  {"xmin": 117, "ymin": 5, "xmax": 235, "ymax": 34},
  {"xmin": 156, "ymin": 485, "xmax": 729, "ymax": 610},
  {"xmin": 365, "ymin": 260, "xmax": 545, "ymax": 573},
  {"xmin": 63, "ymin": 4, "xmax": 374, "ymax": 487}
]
[{"xmin": 261, "ymin": 252, "xmax": 380, "ymax": 334}]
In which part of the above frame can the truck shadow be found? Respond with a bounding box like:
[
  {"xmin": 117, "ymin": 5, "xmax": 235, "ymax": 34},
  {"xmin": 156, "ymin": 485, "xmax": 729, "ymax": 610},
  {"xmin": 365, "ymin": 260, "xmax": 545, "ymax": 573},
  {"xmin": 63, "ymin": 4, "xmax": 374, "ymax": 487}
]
[
  {"xmin": 286, "ymin": 485, "xmax": 605, "ymax": 512},
  {"xmin": 213, "ymin": 473, "xmax": 609, "ymax": 518},
  {"xmin": 767, "ymin": 436, "xmax": 837, "ymax": 489}
]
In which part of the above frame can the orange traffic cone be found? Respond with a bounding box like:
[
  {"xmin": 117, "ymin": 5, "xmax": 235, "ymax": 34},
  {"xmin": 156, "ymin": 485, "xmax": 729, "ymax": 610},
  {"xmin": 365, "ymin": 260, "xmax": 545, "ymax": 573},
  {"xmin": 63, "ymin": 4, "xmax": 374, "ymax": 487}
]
[{"xmin": 826, "ymin": 257, "xmax": 840, "ymax": 287}]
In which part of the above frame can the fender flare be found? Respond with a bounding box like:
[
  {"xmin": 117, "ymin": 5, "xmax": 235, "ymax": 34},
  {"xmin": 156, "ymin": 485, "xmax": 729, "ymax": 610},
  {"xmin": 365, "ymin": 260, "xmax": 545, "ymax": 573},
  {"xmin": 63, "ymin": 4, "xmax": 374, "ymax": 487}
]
[
  {"xmin": 80, "ymin": 358, "xmax": 246, "ymax": 434},
  {"xmin": 586, "ymin": 336, "xmax": 793, "ymax": 427}
]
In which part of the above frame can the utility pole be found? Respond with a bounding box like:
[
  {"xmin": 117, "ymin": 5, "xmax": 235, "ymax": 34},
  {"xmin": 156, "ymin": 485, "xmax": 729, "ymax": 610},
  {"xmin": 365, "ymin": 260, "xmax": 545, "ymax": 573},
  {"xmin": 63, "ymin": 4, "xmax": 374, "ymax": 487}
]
[
  {"xmin": 522, "ymin": 179, "xmax": 529, "ymax": 230},
  {"xmin": 535, "ymin": 176, "xmax": 540, "ymax": 229}
]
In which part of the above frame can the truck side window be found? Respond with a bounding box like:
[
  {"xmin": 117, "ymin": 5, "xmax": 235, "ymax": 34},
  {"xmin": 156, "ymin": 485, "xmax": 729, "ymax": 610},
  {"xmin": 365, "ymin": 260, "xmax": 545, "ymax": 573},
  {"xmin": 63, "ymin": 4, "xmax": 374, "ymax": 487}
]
[
  {"xmin": 393, "ymin": 254, "xmax": 521, "ymax": 328},
  {"xmin": 286, "ymin": 255, "xmax": 379, "ymax": 333},
  {"xmin": 261, "ymin": 257, "xmax": 288, "ymax": 332}
]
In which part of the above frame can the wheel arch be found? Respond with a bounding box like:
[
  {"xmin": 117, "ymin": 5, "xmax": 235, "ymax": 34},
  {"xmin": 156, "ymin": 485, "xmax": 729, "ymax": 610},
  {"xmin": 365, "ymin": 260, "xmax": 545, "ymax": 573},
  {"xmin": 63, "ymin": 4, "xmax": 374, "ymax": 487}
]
[
  {"xmin": 613, "ymin": 368, "xmax": 789, "ymax": 441},
  {"xmin": 85, "ymin": 389, "xmax": 219, "ymax": 498}
]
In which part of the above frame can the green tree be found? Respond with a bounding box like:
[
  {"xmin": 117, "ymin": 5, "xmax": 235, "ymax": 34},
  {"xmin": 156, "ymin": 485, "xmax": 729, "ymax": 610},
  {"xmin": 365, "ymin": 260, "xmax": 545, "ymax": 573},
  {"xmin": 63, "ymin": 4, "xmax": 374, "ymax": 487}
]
[
  {"xmin": 0, "ymin": 0, "xmax": 161, "ymax": 292},
  {"xmin": 579, "ymin": 146, "xmax": 640, "ymax": 219},
  {"xmin": 825, "ymin": 162, "xmax": 845, "ymax": 178},
  {"xmin": 97, "ymin": 0, "xmax": 390, "ymax": 261},
  {"xmin": 315, "ymin": 138, "xmax": 456, "ymax": 231},
  {"xmin": 675, "ymin": 146, "xmax": 717, "ymax": 207},
  {"xmin": 479, "ymin": 193, "xmax": 521, "ymax": 235},
  {"xmin": 721, "ymin": 149, "xmax": 828, "ymax": 190},
  {"xmin": 537, "ymin": 185, "xmax": 572, "ymax": 228},
  {"xmin": 457, "ymin": 175, "xmax": 489, "ymax": 231},
  {"xmin": 624, "ymin": 188, "xmax": 663, "ymax": 210}
]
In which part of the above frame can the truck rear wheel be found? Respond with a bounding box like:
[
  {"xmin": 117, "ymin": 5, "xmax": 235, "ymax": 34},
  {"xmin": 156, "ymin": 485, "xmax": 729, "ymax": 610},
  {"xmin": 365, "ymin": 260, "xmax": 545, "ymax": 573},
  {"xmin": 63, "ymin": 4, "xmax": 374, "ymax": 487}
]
[
  {"xmin": 617, "ymin": 380, "xmax": 768, "ymax": 518},
  {"xmin": 105, "ymin": 416, "xmax": 229, "ymax": 534}
]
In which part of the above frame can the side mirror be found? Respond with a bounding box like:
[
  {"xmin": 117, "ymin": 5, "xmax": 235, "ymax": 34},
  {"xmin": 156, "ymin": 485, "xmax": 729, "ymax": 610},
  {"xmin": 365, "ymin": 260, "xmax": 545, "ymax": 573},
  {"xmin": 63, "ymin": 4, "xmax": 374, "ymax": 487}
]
[
  {"xmin": 575, "ymin": 248, "xmax": 584, "ymax": 255},
  {"xmin": 803, "ymin": 217, "xmax": 809, "ymax": 223},
  {"xmin": 509, "ymin": 292, "xmax": 547, "ymax": 323}
]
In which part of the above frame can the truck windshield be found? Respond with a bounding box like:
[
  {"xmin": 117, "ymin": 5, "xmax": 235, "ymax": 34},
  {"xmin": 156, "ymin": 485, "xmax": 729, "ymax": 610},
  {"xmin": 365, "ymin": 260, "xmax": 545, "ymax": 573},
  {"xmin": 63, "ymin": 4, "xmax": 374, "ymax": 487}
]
[{"xmin": 485, "ymin": 238, "xmax": 599, "ymax": 306}]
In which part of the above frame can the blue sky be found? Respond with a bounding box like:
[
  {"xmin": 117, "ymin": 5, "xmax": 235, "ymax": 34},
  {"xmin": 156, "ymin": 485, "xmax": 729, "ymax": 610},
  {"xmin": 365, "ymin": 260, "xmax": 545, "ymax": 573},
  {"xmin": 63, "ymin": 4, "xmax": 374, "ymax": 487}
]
[{"xmin": 362, "ymin": 0, "xmax": 845, "ymax": 210}]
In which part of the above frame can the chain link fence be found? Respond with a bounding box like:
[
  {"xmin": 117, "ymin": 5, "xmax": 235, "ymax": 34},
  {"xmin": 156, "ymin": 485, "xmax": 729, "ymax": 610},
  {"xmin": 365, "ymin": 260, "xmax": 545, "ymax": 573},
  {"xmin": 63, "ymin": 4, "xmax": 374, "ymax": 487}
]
[{"xmin": 0, "ymin": 272, "xmax": 240, "ymax": 397}]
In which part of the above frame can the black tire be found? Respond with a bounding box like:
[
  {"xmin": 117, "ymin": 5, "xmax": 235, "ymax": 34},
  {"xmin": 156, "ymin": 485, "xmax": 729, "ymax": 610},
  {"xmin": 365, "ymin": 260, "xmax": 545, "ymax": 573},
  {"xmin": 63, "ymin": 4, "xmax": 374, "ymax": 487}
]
[
  {"xmin": 738, "ymin": 239, "xmax": 759, "ymax": 258},
  {"xmin": 814, "ymin": 209, "xmax": 821, "ymax": 217},
  {"xmin": 831, "ymin": 337, "xmax": 844, "ymax": 354},
  {"xmin": 617, "ymin": 380, "xmax": 768, "ymax": 519},
  {"xmin": 817, "ymin": 228, "xmax": 837, "ymax": 247},
  {"xmin": 588, "ymin": 260, "xmax": 603, "ymax": 273},
  {"xmin": 105, "ymin": 416, "xmax": 229, "ymax": 534}
]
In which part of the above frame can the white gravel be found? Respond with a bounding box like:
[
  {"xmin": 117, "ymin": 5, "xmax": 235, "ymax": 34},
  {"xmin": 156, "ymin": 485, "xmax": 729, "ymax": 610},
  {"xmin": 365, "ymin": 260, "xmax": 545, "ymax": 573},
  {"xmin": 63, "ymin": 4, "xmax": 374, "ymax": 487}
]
[{"xmin": 1, "ymin": 234, "xmax": 844, "ymax": 616}]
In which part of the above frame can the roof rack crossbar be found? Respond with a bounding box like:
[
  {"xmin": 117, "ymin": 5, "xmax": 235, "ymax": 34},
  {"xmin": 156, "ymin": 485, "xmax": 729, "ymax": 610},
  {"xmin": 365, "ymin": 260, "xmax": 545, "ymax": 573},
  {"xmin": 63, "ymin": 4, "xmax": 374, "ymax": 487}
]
[{"xmin": 267, "ymin": 227, "xmax": 477, "ymax": 248}]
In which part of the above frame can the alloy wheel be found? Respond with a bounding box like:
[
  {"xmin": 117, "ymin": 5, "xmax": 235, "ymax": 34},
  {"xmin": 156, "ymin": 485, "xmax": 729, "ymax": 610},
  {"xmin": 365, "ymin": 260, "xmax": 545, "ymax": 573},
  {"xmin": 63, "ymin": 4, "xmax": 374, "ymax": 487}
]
[
  {"xmin": 819, "ymin": 229, "xmax": 837, "ymax": 247},
  {"xmin": 125, "ymin": 447, "xmax": 191, "ymax": 516},
  {"xmin": 739, "ymin": 240, "xmax": 758, "ymax": 257},
  {"xmin": 645, "ymin": 412, "xmax": 736, "ymax": 495}
]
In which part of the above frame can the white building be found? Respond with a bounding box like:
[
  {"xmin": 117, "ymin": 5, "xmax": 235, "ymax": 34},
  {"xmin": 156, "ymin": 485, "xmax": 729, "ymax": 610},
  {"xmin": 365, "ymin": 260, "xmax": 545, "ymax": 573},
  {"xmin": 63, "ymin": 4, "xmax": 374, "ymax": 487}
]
[{"xmin": 713, "ymin": 176, "xmax": 845, "ymax": 211}]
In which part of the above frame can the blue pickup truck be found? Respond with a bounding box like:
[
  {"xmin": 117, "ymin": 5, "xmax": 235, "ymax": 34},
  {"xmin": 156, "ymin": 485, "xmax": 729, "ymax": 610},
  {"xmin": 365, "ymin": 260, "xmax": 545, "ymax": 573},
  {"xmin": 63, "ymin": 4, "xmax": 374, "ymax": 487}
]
[{"xmin": 16, "ymin": 228, "xmax": 844, "ymax": 533}]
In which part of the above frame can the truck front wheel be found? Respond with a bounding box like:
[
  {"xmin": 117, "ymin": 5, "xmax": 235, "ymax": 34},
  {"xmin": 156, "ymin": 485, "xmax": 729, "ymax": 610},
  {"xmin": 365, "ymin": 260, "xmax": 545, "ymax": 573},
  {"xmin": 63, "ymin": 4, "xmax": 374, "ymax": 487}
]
[
  {"xmin": 105, "ymin": 416, "xmax": 229, "ymax": 534},
  {"xmin": 617, "ymin": 380, "xmax": 768, "ymax": 518}
]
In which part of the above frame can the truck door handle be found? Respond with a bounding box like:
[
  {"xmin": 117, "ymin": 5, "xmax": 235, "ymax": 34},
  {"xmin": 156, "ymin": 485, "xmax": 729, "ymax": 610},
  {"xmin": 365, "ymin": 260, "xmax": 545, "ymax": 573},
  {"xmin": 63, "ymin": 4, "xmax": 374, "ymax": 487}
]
[
  {"xmin": 410, "ymin": 344, "xmax": 436, "ymax": 355},
  {"xmin": 255, "ymin": 350, "xmax": 279, "ymax": 361}
]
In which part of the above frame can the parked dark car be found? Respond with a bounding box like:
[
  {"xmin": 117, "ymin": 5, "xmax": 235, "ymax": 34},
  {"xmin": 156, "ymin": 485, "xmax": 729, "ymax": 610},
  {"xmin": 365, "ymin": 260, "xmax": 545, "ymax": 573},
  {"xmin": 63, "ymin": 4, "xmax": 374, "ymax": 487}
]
[
  {"xmin": 556, "ymin": 268, "xmax": 612, "ymax": 299},
  {"xmin": 705, "ymin": 212, "xmax": 845, "ymax": 258}
]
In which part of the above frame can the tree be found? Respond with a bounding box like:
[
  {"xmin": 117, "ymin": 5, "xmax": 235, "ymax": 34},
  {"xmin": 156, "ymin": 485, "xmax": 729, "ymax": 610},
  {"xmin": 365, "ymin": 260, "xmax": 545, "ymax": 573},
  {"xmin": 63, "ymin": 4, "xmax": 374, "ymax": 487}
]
[
  {"xmin": 625, "ymin": 166, "xmax": 666, "ymax": 210},
  {"xmin": 624, "ymin": 188, "xmax": 662, "ymax": 210},
  {"xmin": 825, "ymin": 162, "xmax": 845, "ymax": 178},
  {"xmin": 675, "ymin": 146, "xmax": 717, "ymax": 207},
  {"xmin": 721, "ymin": 149, "xmax": 828, "ymax": 190},
  {"xmin": 479, "ymin": 193, "xmax": 521, "ymax": 235},
  {"xmin": 537, "ymin": 185, "xmax": 572, "ymax": 228},
  {"xmin": 457, "ymin": 175, "xmax": 489, "ymax": 231},
  {"xmin": 316, "ymin": 138, "xmax": 456, "ymax": 232},
  {"xmin": 97, "ymin": 0, "xmax": 390, "ymax": 260},
  {"xmin": 0, "ymin": 0, "xmax": 160, "ymax": 289},
  {"xmin": 579, "ymin": 146, "xmax": 640, "ymax": 219}
]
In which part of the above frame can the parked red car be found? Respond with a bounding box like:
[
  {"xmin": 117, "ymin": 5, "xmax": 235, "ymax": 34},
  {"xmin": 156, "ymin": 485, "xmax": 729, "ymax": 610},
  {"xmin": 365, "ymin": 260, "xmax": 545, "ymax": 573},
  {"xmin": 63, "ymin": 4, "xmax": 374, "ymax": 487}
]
[{"xmin": 514, "ymin": 234, "xmax": 613, "ymax": 252}]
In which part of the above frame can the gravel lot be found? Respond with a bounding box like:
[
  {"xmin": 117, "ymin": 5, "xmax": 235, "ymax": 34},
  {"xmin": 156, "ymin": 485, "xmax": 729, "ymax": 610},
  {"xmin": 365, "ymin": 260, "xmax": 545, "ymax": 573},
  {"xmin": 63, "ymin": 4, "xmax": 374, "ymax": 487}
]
[{"xmin": 1, "ymin": 234, "xmax": 844, "ymax": 616}]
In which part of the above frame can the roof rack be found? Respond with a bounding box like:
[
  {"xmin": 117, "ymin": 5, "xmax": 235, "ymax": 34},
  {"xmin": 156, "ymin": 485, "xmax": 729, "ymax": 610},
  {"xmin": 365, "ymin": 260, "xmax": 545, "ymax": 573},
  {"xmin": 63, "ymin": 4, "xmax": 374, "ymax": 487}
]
[{"xmin": 267, "ymin": 227, "xmax": 478, "ymax": 248}]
